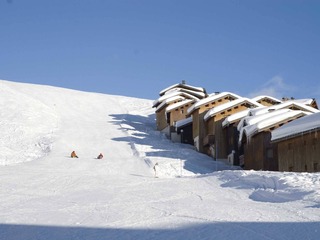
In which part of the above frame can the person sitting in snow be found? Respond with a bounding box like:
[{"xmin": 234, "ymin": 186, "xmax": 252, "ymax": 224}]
[
  {"xmin": 97, "ymin": 153, "xmax": 103, "ymax": 159},
  {"xmin": 71, "ymin": 151, "xmax": 78, "ymax": 158}
]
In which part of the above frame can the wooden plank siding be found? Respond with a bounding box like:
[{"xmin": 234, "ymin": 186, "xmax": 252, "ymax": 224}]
[
  {"xmin": 191, "ymin": 96, "xmax": 236, "ymax": 152},
  {"xmin": 204, "ymin": 102, "xmax": 255, "ymax": 159},
  {"xmin": 225, "ymin": 123, "xmax": 240, "ymax": 165},
  {"xmin": 156, "ymin": 108, "xmax": 168, "ymax": 131},
  {"xmin": 243, "ymin": 132, "xmax": 278, "ymax": 171},
  {"xmin": 257, "ymin": 99, "xmax": 280, "ymax": 106},
  {"xmin": 167, "ymin": 103, "xmax": 192, "ymax": 127},
  {"xmin": 277, "ymin": 130, "xmax": 320, "ymax": 172},
  {"xmin": 156, "ymin": 99, "xmax": 189, "ymax": 131}
]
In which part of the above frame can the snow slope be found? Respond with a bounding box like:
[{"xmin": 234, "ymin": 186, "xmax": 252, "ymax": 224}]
[{"xmin": 0, "ymin": 80, "xmax": 319, "ymax": 240}]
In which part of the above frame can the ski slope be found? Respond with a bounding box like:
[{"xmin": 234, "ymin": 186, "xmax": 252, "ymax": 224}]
[{"xmin": 0, "ymin": 80, "xmax": 319, "ymax": 240}]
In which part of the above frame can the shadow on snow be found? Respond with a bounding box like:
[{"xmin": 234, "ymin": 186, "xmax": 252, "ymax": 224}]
[
  {"xmin": 1, "ymin": 221, "xmax": 319, "ymax": 240},
  {"xmin": 109, "ymin": 114, "xmax": 230, "ymax": 175}
]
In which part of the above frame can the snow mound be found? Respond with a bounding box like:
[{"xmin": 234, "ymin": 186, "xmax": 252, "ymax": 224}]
[{"xmin": 219, "ymin": 170, "xmax": 319, "ymax": 203}]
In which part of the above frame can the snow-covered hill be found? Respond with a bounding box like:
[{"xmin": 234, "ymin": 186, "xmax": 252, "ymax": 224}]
[{"xmin": 0, "ymin": 80, "xmax": 319, "ymax": 240}]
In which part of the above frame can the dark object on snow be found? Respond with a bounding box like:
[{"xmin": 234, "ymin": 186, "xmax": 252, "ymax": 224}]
[{"xmin": 71, "ymin": 151, "xmax": 78, "ymax": 158}]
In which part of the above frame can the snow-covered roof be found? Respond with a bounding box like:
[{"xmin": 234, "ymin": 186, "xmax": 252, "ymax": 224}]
[
  {"xmin": 237, "ymin": 108, "xmax": 293, "ymax": 131},
  {"xmin": 271, "ymin": 112, "xmax": 320, "ymax": 142},
  {"xmin": 222, "ymin": 109, "xmax": 251, "ymax": 127},
  {"xmin": 165, "ymin": 99, "xmax": 195, "ymax": 113},
  {"xmin": 288, "ymin": 98, "xmax": 315, "ymax": 106},
  {"xmin": 175, "ymin": 116, "xmax": 193, "ymax": 129},
  {"xmin": 187, "ymin": 92, "xmax": 242, "ymax": 114},
  {"xmin": 204, "ymin": 98, "xmax": 263, "ymax": 121},
  {"xmin": 153, "ymin": 91, "xmax": 199, "ymax": 108},
  {"xmin": 159, "ymin": 83, "xmax": 206, "ymax": 96},
  {"xmin": 165, "ymin": 88, "xmax": 207, "ymax": 99},
  {"xmin": 239, "ymin": 110, "xmax": 310, "ymax": 145},
  {"xmin": 248, "ymin": 101, "xmax": 319, "ymax": 116},
  {"xmin": 155, "ymin": 95, "xmax": 185, "ymax": 112},
  {"xmin": 252, "ymin": 95, "xmax": 282, "ymax": 104}
]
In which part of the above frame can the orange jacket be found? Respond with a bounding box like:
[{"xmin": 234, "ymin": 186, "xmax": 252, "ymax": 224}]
[{"xmin": 71, "ymin": 151, "xmax": 78, "ymax": 158}]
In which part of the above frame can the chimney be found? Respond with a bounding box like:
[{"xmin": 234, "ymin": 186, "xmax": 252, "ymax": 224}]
[{"xmin": 181, "ymin": 80, "xmax": 186, "ymax": 85}]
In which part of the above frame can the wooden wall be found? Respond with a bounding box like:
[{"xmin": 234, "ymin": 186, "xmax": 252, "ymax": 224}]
[
  {"xmin": 156, "ymin": 108, "xmax": 167, "ymax": 131},
  {"xmin": 258, "ymin": 99, "xmax": 279, "ymax": 106},
  {"xmin": 277, "ymin": 130, "xmax": 320, "ymax": 172},
  {"xmin": 244, "ymin": 132, "xmax": 278, "ymax": 171},
  {"xmin": 214, "ymin": 118, "xmax": 227, "ymax": 159},
  {"xmin": 169, "ymin": 104, "xmax": 191, "ymax": 126},
  {"xmin": 225, "ymin": 124, "xmax": 240, "ymax": 165}
]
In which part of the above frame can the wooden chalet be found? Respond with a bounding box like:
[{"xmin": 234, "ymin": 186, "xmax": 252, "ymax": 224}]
[
  {"xmin": 166, "ymin": 99, "xmax": 196, "ymax": 141},
  {"xmin": 153, "ymin": 82, "xmax": 207, "ymax": 133},
  {"xmin": 173, "ymin": 117, "xmax": 193, "ymax": 145},
  {"xmin": 187, "ymin": 92, "xmax": 241, "ymax": 153},
  {"xmin": 203, "ymin": 98, "xmax": 262, "ymax": 160},
  {"xmin": 247, "ymin": 101, "xmax": 319, "ymax": 117},
  {"xmin": 158, "ymin": 82, "xmax": 207, "ymax": 99},
  {"xmin": 288, "ymin": 98, "xmax": 319, "ymax": 110},
  {"xmin": 271, "ymin": 112, "xmax": 320, "ymax": 172},
  {"xmin": 238, "ymin": 110, "xmax": 311, "ymax": 171},
  {"xmin": 166, "ymin": 99, "xmax": 195, "ymax": 127},
  {"xmin": 154, "ymin": 93, "xmax": 189, "ymax": 132},
  {"xmin": 222, "ymin": 109, "xmax": 252, "ymax": 165},
  {"xmin": 252, "ymin": 95, "xmax": 282, "ymax": 106}
]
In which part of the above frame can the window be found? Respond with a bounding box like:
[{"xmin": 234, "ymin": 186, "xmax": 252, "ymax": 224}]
[{"xmin": 288, "ymin": 143, "xmax": 292, "ymax": 150}]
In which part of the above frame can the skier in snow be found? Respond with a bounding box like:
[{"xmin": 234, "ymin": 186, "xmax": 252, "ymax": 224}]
[
  {"xmin": 97, "ymin": 153, "xmax": 103, "ymax": 159},
  {"xmin": 71, "ymin": 151, "xmax": 78, "ymax": 158}
]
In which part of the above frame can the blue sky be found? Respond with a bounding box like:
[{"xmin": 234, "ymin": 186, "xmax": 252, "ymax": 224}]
[{"xmin": 1, "ymin": 0, "xmax": 320, "ymax": 101}]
